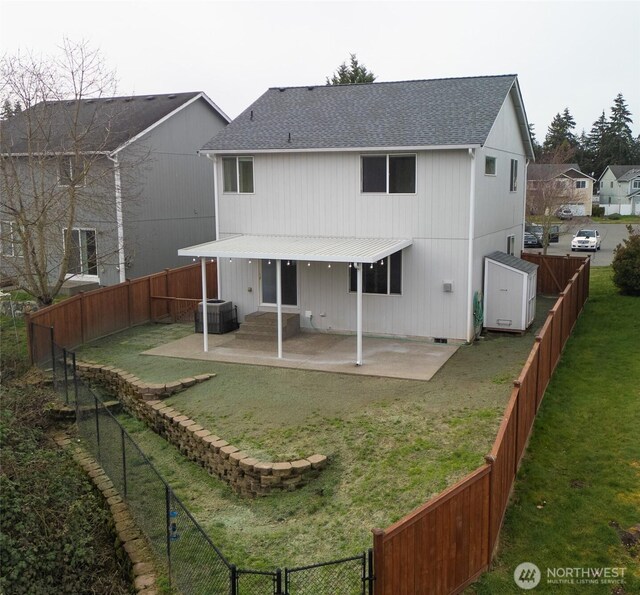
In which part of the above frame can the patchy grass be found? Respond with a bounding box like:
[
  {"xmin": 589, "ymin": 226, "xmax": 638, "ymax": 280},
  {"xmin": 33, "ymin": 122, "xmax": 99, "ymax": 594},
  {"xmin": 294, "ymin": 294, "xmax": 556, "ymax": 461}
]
[
  {"xmin": 591, "ymin": 214, "xmax": 640, "ymax": 224},
  {"xmin": 76, "ymin": 298, "xmax": 554, "ymax": 569},
  {"xmin": 470, "ymin": 268, "xmax": 640, "ymax": 594}
]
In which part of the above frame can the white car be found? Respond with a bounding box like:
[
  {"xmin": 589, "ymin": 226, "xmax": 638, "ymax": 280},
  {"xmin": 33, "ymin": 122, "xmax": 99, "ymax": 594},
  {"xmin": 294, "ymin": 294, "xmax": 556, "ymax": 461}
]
[{"xmin": 571, "ymin": 229, "xmax": 601, "ymax": 252}]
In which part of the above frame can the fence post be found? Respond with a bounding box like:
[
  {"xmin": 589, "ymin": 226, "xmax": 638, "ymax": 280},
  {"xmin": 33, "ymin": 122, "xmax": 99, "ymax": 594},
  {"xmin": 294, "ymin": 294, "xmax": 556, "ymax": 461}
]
[
  {"xmin": 372, "ymin": 528, "xmax": 384, "ymax": 595},
  {"xmin": 72, "ymin": 352, "xmax": 79, "ymax": 421},
  {"xmin": 367, "ymin": 549, "xmax": 374, "ymax": 595},
  {"xmin": 63, "ymin": 348, "xmax": 69, "ymax": 404},
  {"xmin": 165, "ymin": 485, "xmax": 172, "ymax": 587},
  {"xmin": 229, "ymin": 564, "xmax": 237, "ymax": 595},
  {"xmin": 50, "ymin": 326, "xmax": 56, "ymax": 389},
  {"xmin": 80, "ymin": 291, "xmax": 87, "ymax": 344},
  {"xmin": 121, "ymin": 427, "xmax": 127, "ymax": 498},
  {"xmin": 513, "ymin": 380, "xmax": 521, "ymax": 473},
  {"xmin": 94, "ymin": 395, "xmax": 101, "ymax": 463},
  {"xmin": 484, "ymin": 454, "xmax": 496, "ymax": 561},
  {"xmin": 275, "ymin": 568, "xmax": 283, "ymax": 595}
]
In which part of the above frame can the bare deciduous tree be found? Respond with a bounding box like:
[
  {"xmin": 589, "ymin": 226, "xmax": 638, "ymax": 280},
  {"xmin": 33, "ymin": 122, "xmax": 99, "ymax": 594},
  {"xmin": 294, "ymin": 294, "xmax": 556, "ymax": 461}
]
[
  {"xmin": 1, "ymin": 39, "xmax": 146, "ymax": 305},
  {"xmin": 526, "ymin": 144, "xmax": 577, "ymax": 254}
]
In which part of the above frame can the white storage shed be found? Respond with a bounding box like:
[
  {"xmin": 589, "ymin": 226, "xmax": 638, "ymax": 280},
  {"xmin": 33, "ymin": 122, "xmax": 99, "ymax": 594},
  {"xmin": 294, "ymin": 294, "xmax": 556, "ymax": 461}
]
[{"xmin": 483, "ymin": 251, "xmax": 538, "ymax": 333}]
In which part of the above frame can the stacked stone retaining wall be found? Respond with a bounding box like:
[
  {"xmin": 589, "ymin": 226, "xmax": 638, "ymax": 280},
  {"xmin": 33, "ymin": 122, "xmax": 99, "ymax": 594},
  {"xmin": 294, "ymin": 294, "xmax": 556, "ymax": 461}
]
[{"xmin": 76, "ymin": 362, "xmax": 327, "ymax": 497}]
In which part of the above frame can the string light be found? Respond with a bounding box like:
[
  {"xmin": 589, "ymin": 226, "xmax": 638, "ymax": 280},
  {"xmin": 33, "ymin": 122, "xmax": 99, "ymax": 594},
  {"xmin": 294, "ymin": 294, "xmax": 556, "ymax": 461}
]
[
  {"xmin": 307, "ymin": 262, "xmax": 311, "ymax": 267},
  {"xmin": 348, "ymin": 263, "xmax": 352, "ymax": 268},
  {"xmin": 370, "ymin": 263, "xmax": 374, "ymax": 269},
  {"xmin": 287, "ymin": 260, "xmax": 291, "ymax": 266},
  {"xmin": 248, "ymin": 260, "xmax": 252, "ymax": 264},
  {"xmin": 328, "ymin": 263, "xmax": 332, "ymax": 268}
]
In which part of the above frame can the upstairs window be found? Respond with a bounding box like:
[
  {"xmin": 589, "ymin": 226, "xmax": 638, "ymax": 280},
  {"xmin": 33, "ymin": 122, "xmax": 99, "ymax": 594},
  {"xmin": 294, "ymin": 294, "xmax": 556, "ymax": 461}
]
[
  {"xmin": 362, "ymin": 154, "xmax": 416, "ymax": 194},
  {"xmin": 510, "ymin": 159, "xmax": 518, "ymax": 192},
  {"xmin": 575, "ymin": 180, "xmax": 586, "ymax": 189},
  {"xmin": 222, "ymin": 156, "xmax": 254, "ymax": 193},
  {"xmin": 485, "ymin": 156, "xmax": 497, "ymax": 176},
  {"xmin": 633, "ymin": 180, "xmax": 640, "ymax": 189},
  {"xmin": 507, "ymin": 234, "xmax": 515, "ymax": 256},
  {"xmin": 349, "ymin": 251, "xmax": 402, "ymax": 295}
]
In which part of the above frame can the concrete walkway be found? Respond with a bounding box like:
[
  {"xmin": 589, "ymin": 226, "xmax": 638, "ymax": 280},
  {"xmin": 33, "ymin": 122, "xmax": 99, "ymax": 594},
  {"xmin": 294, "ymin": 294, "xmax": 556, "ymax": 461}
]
[{"xmin": 142, "ymin": 330, "xmax": 458, "ymax": 381}]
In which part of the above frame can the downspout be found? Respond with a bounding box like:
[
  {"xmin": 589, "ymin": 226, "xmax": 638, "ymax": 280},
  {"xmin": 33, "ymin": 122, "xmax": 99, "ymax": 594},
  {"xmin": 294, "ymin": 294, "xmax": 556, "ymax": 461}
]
[
  {"xmin": 106, "ymin": 154, "xmax": 126, "ymax": 284},
  {"xmin": 205, "ymin": 153, "xmax": 221, "ymax": 298},
  {"xmin": 466, "ymin": 148, "xmax": 476, "ymax": 343}
]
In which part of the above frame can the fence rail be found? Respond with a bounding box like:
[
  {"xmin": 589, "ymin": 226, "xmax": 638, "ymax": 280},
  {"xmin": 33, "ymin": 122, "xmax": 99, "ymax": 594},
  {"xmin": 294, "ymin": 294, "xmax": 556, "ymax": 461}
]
[
  {"xmin": 372, "ymin": 254, "xmax": 590, "ymax": 595},
  {"xmin": 32, "ymin": 253, "xmax": 590, "ymax": 594},
  {"xmin": 26, "ymin": 261, "xmax": 218, "ymax": 363},
  {"xmin": 40, "ymin": 336, "xmax": 371, "ymax": 594}
]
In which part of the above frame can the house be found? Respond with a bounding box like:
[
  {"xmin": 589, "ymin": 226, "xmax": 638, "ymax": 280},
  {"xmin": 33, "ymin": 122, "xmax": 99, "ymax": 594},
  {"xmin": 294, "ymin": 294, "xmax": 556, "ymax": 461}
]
[
  {"xmin": 1, "ymin": 92, "xmax": 229, "ymax": 290},
  {"xmin": 597, "ymin": 165, "xmax": 640, "ymax": 215},
  {"xmin": 179, "ymin": 75, "xmax": 534, "ymax": 358},
  {"xmin": 526, "ymin": 163, "xmax": 594, "ymax": 216}
]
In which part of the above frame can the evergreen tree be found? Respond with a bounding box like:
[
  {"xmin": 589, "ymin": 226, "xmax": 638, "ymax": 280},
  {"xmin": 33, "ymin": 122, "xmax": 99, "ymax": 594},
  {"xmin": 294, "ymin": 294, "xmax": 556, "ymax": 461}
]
[
  {"xmin": 583, "ymin": 111, "xmax": 610, "ymax": 178},
  {"xmin": 528, "ymin": 123, "xmax": 542, "ymax": 160},
  {"xmin": 604, "ymin": 93, "xmax": 635, "ymax": 164},
  {"xmin": 542, "ymin": 108, "xmax": 577, "ymax": 158},
  {"xmin": 326, "ymin": 54, "xmax": 376, "ymax": 85},
  {"xmin": 1, "ymin": 98, "xmax": 13, "ymax": 119}
]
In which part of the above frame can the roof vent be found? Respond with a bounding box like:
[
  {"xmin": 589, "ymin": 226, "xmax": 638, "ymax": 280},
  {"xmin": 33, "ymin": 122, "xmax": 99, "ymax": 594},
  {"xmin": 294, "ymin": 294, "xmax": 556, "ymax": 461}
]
[
  {"xmin": 146, "ymin": 96, "xmax": 156, "ymax": 101},
  {"xmin": 86, "ymin": 99, "xmax": 95, "ymax": 104},
  {"xmin": 124, "ymin": 97, "xmax": 133, "ymax": 102},
  {"xmin": 307, "ymin": 86, "xmax": 314, "ymax": 91},
  {"xmin": 167, "ymin": 94, "xmax": 177, "ymax": 99},
  {"xmin": 105, "ymin": 99, "xmax": 114, "ymax": 103},
  {"xmin": 250, "ymin": 110, "xmax": 254, "ymax": 121},
  {"xmin": 278, "ymin": 88, "xmax": 286, "ymax": 92}
]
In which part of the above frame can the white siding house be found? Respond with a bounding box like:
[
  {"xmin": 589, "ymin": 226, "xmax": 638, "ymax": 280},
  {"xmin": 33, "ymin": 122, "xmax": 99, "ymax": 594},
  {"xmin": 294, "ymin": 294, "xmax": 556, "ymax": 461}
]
[
  {"xmin": 180, "ymin": 75, "xmax": 534, "ymax": 350},
  {"xmin": 598, "ymin": 165, "xmax": 640, "ymax": 215}
]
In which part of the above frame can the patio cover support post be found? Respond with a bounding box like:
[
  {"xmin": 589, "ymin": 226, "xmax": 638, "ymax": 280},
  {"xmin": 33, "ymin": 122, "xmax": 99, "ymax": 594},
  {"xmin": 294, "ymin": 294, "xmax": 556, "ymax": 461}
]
[
  {"xmin": 356, "ymin": 262, "xmax": 363, "ymax": 366},
  {"xmin": 276, "ymin": 259, "xmax": 283, "ymax": 359},
  {"xmin": 201, "ymin": 257, "xmax": 209, "ymax": 352}
]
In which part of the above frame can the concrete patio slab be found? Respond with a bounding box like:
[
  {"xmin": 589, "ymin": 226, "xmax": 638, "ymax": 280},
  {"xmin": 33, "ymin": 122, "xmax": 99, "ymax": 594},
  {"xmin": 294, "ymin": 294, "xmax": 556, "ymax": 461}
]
[{"xmin": 142, "ymin": 331, "xmax": 458, "ymax": 381}]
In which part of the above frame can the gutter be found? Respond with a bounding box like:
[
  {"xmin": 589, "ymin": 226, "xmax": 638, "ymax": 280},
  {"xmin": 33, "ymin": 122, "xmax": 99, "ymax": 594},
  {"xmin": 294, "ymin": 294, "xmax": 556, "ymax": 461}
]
[
  {"xmin": 205, "ymin": 153, "xmax": 221, "ymax": 297},
  {"xmin": 466, "ymin": 148, "xmax": 476, "ymax": 343},
  {"xmin": 106, "ymin": 154, "xmax": 127, "ymax": 283}
]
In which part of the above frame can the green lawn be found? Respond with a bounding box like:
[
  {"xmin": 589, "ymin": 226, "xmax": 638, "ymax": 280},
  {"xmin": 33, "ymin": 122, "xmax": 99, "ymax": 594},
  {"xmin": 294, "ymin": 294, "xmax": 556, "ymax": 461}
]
[
  {"xmin": 76, "ymin": 299, "xmax": 553, "ymax": 569},
  {"xmin": 471, "ymin": 268, "xmax": 640, "ymax": 594}
]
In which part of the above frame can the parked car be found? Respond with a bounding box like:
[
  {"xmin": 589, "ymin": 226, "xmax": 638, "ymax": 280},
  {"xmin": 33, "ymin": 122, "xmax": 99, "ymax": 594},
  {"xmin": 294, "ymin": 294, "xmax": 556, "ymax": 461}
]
[
  {"xmin": 524, "ymin": 231, "xmax": 542, "ymax": 248},
  {"xmin": 557, "ymin": 207, "xmax": 573, "ymax": 220},
  {"xmin": 571, "ymin": 229, "xmax": 601, "ymax": 252},
  {"xmin": 525, "ymin": 222, "xmax": 559, "ymax": 244}
]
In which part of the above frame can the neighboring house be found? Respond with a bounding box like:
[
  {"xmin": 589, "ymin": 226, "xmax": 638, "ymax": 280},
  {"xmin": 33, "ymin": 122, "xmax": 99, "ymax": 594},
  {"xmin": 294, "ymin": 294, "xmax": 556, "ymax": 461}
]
[
  {"xmin": 1, "ymin": 92, "xmax": 229, "ymax": 289},
  {"xmin": 526, "ymin": 163, "xmax": 595, "ymax": 216},
  {"xmin": 597, "ymin": 165, "xmax": 640, "ymax": 215},
  {"xmin": 179, "ymin": 75, "xmax": 534, "ymax": 351}
]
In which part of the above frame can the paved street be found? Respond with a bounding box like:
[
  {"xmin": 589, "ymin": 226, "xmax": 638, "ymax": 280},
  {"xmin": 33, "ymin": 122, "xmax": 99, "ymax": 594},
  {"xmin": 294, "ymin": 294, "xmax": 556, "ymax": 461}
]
[{"xmin": 524, "ymin": 220, "xmax": 638, "ymax": 267}]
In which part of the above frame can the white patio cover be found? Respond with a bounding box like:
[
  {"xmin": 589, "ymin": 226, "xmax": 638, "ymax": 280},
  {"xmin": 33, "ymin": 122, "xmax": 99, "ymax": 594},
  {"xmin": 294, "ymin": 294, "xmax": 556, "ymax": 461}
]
[
  {"xmin": 178, "ymin": 234, "xmax": 413, "ymax": 365},
  {"xmin": 178, "ymin": 234, "xmax": 413, "ymax": 263}
]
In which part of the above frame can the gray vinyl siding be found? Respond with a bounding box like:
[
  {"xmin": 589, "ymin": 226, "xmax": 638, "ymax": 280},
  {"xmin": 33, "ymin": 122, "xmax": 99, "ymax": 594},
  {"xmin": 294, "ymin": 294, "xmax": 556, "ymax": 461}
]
[{"xmin": 120, "ymin": 97, "xmax": 227, "ymax": 278}]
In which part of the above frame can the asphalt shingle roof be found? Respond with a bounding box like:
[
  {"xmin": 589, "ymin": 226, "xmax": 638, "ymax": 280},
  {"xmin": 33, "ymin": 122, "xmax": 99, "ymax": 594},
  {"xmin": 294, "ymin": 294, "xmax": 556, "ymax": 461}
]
[
  {"xmin": 486, "ymin": 251, "xmax": 538, "ymax": 275},
  {"xmin": 1, "ymin": 92, "xmax": 209, "ymax": 154},
  {"xmin": 203, "ymin": 75, "xmax": 522, "ymax": 152},
  {"xmin": 608, "ymin": 165, "xmax": 640, "ymax": 180},
  {"xmin": 527, "ymin": 163, "xmax": 582, "ymax": 181}
]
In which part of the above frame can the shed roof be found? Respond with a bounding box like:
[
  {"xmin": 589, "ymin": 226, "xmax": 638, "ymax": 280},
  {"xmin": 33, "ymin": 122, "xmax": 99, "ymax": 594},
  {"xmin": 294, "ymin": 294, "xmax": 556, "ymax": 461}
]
[
  {"xmin": 1, "ymin": 92, "xmax": 229, "ymax": 155},
  {"xmin": 485, "ymin": 251, "xmax": 538, "ymax": 274},
  {"xmin": 178, "ymin": 234, "xmax": 412, "ymax": 263},
  {"xmin": 202, "ymin": 75, "xmax": 533, "ymax": 158}
]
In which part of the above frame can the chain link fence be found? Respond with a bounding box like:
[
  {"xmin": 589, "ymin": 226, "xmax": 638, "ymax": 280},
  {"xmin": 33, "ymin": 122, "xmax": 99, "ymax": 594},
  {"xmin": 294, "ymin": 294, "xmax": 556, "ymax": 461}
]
[{"xmin": 38, "ymin": 322, "xmax": 374, "ymax": 594}]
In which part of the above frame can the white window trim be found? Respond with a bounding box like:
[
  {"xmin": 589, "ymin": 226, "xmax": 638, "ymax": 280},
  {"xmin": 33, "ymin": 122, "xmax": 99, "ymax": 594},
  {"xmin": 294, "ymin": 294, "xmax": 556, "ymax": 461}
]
[
  {"xmin": 575, "ymin": 180, "xmax": 587, "ymax": 189},
  {"xmin": 222, "ymin": 156, "xmax": 255, "ymax": 195},
  {"xmin": 62, "ymin": 227, "xmax": 99, "ymax": 280},
  {"xmin": 348, "ymin": 254, "xmax": 403, "ymax": 296},
  {"xmin": 632, "ymin": 180, "xmax": 640, "ymax": 189},
  {"xmin": 510, "ymin": 159, "xmax": 518, "ymax": 192},
  {"xmin": 361, "ymin": 153, "xmax": 417, "ymax": 195},
  {"xmin": 485, "ymin": 156, "xmax": 497, "ymax": 176},
  {"xmin": 507, "ymin": 234, "xmax": 515, "ymax": 256},
  {"xmin": 58, "ymin": 156, "xmax": 85, "ymax": 188}
]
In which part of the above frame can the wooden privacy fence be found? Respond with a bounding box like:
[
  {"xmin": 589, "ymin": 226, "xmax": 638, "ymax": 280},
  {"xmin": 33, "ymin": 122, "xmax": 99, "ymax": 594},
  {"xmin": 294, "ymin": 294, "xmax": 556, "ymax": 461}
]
[
  {"xmin": 521, "ymin": 252, "xmax": 590, "ymax": 296},
  {"xmin": 26, "ymin": 261, "xmax": 217, "ymax": 362},
  {"xmin": 372, "ymin": 254, "xmax": 590, "ymax": 595}
]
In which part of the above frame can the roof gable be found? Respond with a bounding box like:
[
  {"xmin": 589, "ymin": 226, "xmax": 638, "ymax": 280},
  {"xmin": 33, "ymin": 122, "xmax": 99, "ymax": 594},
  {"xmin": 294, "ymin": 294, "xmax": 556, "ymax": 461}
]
[
  {"xmin": 203, "ymin": 75, "xmax": 530, "ymax": 154},
  {"xmin": 600, "ymin": 165, "xmax": 640, "ymax": 181},
  {"xmin": 527, "ymin": 163, "xmax": 593, "ymax": 182},
  {"xmin": 1, "ymin": 92, "xmax": 229, "ymax": 155}
]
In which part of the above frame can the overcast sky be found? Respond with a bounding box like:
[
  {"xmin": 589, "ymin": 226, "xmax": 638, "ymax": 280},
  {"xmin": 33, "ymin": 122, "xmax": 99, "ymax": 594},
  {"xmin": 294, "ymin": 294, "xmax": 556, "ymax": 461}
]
[{"xmin": 1, "ymin": 0, "xmax": 639, "ymax": 139}]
